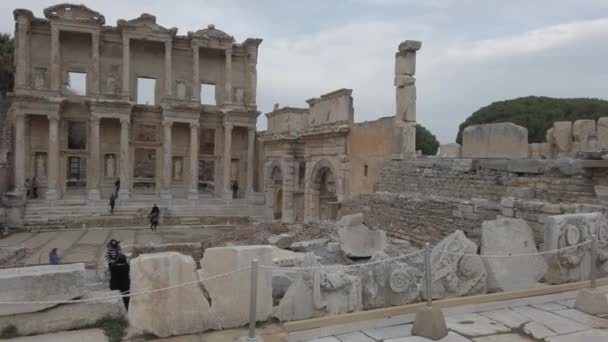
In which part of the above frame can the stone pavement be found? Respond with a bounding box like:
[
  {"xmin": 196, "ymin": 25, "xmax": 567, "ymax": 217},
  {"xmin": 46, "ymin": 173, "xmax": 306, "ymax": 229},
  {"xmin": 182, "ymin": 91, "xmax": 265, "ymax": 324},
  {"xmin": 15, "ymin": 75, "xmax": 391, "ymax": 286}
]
[
  {"xmin": 5, "ymin": 328, "xmax": 108, "ymax": 341},
  {"xmin": 0, "ymin": 226, "xmax": 236, "ymax": 268},
  {"xmin": 298, "ymin": 290, "xmax": 608, "ymax": 342}
]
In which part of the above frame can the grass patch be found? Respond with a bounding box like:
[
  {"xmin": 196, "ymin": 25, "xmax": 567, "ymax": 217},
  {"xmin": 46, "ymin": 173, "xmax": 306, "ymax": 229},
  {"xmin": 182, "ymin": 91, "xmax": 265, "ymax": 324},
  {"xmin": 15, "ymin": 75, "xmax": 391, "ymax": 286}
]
[
  {"xmin": 82, "ymin": 316, "xmax": 128, "ymax": 342},
  {"xmin": 0, "ymin": 325, "xmax": 19, "ymax": 339}
]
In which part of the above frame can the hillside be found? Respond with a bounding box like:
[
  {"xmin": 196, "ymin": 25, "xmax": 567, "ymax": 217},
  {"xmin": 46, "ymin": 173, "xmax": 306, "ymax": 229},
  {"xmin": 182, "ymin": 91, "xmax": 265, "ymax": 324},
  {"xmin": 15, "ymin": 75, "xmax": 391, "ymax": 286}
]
[{"xmin": 456, "ymin": 96, "xmax": 608, "ymax": 144}]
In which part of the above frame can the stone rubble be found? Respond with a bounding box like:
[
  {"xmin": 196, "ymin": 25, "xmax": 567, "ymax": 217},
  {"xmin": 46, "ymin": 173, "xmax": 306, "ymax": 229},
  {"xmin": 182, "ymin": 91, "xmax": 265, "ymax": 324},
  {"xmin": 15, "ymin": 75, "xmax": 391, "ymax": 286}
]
[{"xmin": 337, "ymin": 213, "xmax": 387, "ymax": 258}]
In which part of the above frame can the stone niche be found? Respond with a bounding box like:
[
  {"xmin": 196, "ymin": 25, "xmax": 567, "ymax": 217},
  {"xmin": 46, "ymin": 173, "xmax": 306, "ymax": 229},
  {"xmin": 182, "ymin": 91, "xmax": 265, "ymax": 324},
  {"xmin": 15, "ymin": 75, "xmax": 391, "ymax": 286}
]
[
  {"xmin": 462, "ymin": 123, "xmax": 529, "ymax": 159},
  {"xmin": 104, "ymin": 153, "xmax": 117, "ymax": 178}
]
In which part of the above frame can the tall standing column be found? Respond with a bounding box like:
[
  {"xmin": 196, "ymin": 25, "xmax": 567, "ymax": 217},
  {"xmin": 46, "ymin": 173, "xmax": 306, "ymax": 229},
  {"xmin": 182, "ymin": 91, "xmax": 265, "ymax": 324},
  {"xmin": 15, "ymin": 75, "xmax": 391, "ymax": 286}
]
[
  {"xmin": 161, "ymin": 121, "xmax": 173, "ymax": 199},
  {"xmin": 245, "ymin": 45, "xmax": 258, "ymax": 107},
  {"xmin": 14, "ymin": 14, "xmax": 31, "ymax": 90},
  {"xmin": 164, "ymin": 40, "xmax": 173, "ymax": 98},
  {"xmin": 47, "ymin": 115, "xmax": 60, "ymax": 200},
  {"xmin": 87, "ymin": 116, "xmax": 101, "ymax": 200},
  {"xmin": 191, "ymin": 45, "xmax": 200, "ymax": 102},
  {"xmin": 224, "ymin": 49, "xmax": 232, "ymax": 105},
  {"xmin": 188, "ymin": 122, "xmax": 200, "ymax": 200},
  {"xmin": 395, "ymin": 40, "xmax": 421, "ymax": 158},
  {"xmin": 121, "ymin": 36, "xmax": 130, "ymax": 97},
  {"xmin": 118, "ymin": 118, "xmax": 131, "ymax": 199},
  {"xmin": 222, "ymin": 124, "xmax": 233, "ymax": 199},
  {"xmin": 91, "ymin": 32, "xmax": 100, "ymax": 95},
  {"xmin": 246, "ymin": 127, "xmax": 255, "ymax": 194},
  {"xmin": 13, "ymin": 113, "xmax": 26, "ymax": 193},
  {"xmin": 50, "ymin": 27, "xmax": 61, "ymax": 91},
  {"xmin": 281, "ymin": 156, "xmax": 295, "ymax": 224}
]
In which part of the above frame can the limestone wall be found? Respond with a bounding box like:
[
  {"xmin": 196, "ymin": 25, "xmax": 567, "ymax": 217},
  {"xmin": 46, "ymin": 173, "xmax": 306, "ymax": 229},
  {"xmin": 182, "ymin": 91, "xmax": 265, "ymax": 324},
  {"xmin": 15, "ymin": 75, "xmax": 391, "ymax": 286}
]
[
  {"xmin": 306, "ymin": 88, "xmax": 353, "ymax": 126},
  {"xmin": 462, "ymin": 123, "xmax": 529, "ymax": 159}
]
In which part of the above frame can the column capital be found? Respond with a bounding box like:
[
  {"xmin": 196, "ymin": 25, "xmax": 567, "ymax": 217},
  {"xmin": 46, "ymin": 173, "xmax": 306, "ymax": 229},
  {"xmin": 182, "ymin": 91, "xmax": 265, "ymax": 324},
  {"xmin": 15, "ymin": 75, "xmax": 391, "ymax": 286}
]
[
  {"xmin": 47, "ymin": 113, "xmax": 60, "ymax": 121},
  {"xmin": 90, "ymin": 115, "xmax": 101, "ymax": 124},
  {"xmin": 190, "ymin": 121, "xmax": 200, "ymax": 129},
  {"xmin": 120, "ymin": 117, "xmax": 131, "ymax": 126},
  {"xmin": 162, "ymin": 120, "xmax": 173, "ymax": 128},
  {"xmin": 223, "ymin": 123, "xmax": 234, "ymax": 130}
]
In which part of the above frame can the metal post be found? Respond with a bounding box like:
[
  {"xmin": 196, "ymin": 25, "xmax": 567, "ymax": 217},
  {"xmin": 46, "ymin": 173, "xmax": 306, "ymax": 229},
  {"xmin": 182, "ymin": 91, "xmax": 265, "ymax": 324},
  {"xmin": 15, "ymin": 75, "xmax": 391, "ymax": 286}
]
[
  {"xmin": 425, "ymin": 242, "xmax": 432, "ymax": 307},
  {"xmin": 591, "ymin": 234, "xmax": 597, "ymax": 289},
  {"xmin": 247, "ymin": 258, "xmax": 259, "ymax": 340}
]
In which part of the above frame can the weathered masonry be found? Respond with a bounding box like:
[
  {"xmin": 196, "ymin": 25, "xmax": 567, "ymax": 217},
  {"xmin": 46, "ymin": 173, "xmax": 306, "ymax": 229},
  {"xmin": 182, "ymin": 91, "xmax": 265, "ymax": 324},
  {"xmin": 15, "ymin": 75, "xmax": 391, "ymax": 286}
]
[{"xmin": 10, "ymin": 4, "xmax": 262, "ymax": 201}]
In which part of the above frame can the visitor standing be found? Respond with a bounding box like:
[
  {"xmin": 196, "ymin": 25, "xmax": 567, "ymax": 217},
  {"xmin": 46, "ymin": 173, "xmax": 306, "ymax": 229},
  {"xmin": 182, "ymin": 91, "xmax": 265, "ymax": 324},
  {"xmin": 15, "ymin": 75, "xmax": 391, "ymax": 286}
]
[
  {"xmin": 232, "ymin": 180, "xmax": 239, "ymax": 199},
  {"xmin": 31, "ymin": 178, "xmax": 38, "ymax": 198},
  {"xmin": 49, "ymin": 248, "xmax": 60, "ymax": 265},
  {"xmin": 109, "ymin": 193, "xmax": 116, "ymax": 214},
  {"xmin": 105, "ymin": 239, "xmax": 122, "ymax": 267},
  {"xmin": 114, "ymin": 179, "xmax": 120, "ymax": 198},
  {"xmin": 24, "ymin": 178, "xmax": 31, "ymax": 199},
  {"xmin": 109, "ymin": 254, "xmax": 131, "ymax": 310},
  {"xmin": 149, "ymin": 204, "xmax": 160, "ymax": 231}
]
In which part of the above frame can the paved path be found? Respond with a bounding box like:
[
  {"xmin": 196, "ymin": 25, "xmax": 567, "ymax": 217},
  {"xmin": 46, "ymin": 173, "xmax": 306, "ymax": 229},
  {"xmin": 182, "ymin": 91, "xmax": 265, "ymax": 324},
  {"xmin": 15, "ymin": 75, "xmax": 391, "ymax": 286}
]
[
  {"xmin": 298, "ymin": 289, "xmax": 608, "ymax": 342},
  {"xmin": 6, "ymin": 329, "xmax": 108, "ymax": 341}
]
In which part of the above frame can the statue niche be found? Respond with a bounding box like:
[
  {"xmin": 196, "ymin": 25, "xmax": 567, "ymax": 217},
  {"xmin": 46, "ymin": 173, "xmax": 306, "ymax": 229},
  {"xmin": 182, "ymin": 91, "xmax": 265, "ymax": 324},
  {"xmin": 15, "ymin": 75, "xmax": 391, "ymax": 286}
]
[
  {"xmin": 173, "ymin": 157, "xmax": 183, "ymax": 181},
  {"xmin": 35, "ymin": 152, "xmax": 47, "ymax": 178},
  {"xmin": 105, "ymin": 154, "xmax": 116, "ymax": 178}
]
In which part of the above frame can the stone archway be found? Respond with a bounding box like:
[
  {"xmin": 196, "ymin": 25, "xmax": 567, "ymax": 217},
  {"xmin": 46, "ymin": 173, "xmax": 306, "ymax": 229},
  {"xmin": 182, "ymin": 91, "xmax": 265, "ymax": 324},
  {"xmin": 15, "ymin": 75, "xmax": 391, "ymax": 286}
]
[
  {"xmin": 309, "ymin": 159, "xmax": 338, "ymax": 222},
  {"xmin": 267, "ymin": 164, "xmax": 283, "ymax": 221}
]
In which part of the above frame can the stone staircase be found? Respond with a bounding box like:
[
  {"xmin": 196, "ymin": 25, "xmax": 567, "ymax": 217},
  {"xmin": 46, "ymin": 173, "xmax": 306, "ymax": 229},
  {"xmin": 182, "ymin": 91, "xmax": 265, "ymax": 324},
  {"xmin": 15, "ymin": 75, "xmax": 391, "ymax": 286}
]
[{"xmin": 23, "ymin": 197, "xmax": 268, "ymax": 229}]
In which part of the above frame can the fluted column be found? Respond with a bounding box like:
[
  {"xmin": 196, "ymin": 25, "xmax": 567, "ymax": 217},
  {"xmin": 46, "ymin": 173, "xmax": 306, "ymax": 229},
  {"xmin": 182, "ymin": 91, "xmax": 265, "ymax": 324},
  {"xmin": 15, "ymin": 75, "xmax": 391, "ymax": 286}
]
[
  {"xmin": 13, "ymin": 113, "xmax": 26, "ymax": 193},
  {"xmin": 191, "ymin": 45, "xmax": 200, "ymax": 102},
  {"xmin": 118, "ymin": 118, "xmax": 131, "ymax": 199},
  {"xmin": 246, "ymin": 127, "xmax": 255, "ymax": 193},
  {"xmin": 47, "ymin": 115, "xmax": 60, "ymax": 200},
  {"xmin": 224, "ymin": 49, "xmax": 232, "ymax": 104},
  {"xmin": 161, "ymin": 121, "xmax": 173, "ymax": 199},
  {"xmin": 188, "ymin": 122, "xmax": 200, "ymax": 200},
  {"xmin": 90, "ymin": 32, "xmax": 100, "ymax": 95},
  {"xmin": 50, "ymin": 27, "xmax": 61, "ymax": 91},
  {"xmin": 14, "ymin": 14, "xmax": 31, "ymax": 90},
  {"xmin": 164, "ymin": 39, "xmax": 173, "ymax": 98},
  {"xmin": 121, "ymin": 36, "xmax": 130, "ymax": 97},
  {"xmin": 87, "ymin": 116, "xmax": 101, "ymax": 200},
  {"xmin": 222, "ymin": 124, "xmax": 233, "ymax": 199}
]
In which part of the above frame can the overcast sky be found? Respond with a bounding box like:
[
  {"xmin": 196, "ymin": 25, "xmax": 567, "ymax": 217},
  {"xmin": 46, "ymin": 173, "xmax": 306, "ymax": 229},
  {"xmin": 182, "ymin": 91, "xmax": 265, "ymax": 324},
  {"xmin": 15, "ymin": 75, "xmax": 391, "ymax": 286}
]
[{"xmin": 4, "ymin": 1, "xmax": 608, "ymax": 143}]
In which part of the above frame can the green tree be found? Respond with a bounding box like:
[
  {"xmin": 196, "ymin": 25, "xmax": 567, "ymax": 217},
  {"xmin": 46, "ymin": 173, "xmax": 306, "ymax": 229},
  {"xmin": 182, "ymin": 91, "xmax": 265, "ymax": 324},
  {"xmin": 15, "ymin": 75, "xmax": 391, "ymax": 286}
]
[
  {"xmin": 416, "ymin": 124, "xmax": 439, "ymax": 155},
  {"xmin": 0, "ymin": 33, "xmax": 14, "ymax": 95},
  {"xmin": 456, "ymin": 96, "xmax": 608, "ymax": 144}
]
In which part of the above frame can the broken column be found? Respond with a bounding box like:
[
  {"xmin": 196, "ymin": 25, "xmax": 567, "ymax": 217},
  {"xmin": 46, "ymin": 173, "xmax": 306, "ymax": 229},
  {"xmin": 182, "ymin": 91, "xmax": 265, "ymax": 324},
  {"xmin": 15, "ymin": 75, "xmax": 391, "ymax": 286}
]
[{"xmin": 395, "ymin": 40, "xmax": 421, "ymax": 158}]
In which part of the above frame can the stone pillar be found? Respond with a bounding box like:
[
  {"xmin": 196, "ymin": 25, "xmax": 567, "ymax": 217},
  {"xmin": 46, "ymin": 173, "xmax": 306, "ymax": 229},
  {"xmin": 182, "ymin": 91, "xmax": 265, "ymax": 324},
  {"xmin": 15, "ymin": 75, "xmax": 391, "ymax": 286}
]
[
  {"xmin": 224, "ymin": 49, "xmax": 232, "ymax": 104},
  {"xmin": 246, "ymin": 127, "xmax": 255, "ymax": 194},
  {"xmin": 303, "ymin": 161, "xmax": 313, "ymax": 223},
  {"xmin": 191, "ymin": 45, "xmax": 200, "ymax": 102},
  {"xmin": 50, "ymin": 27, "xmax": 61, "ymax": 91},
  {"xmin": 395, "ymin": 40, "xmax": 421, "ymax": 157},
  {"xmin": 281, "ymin": 156, "xmax": 295, "ymax": 224},
  {"xmin": 118, "ymin": 118, "xmax": 131, "ymax": 199},
  {"xmin": 121, "ymin": 36, "xmax": 130, "ymax": 97},
  {"xmin": 161, "ymin": 121, "xmax": 173, "ymax": 199},
  {"xmin": 47, "ymin": 115, "xmax": 60, "ymax": 200},
  {"xmin": 164, "ymin": 39, "xmax": 173, "ymax": 98},
  {"xmin": 222, "ymin": 124, "xmax": 233, "ymax": 199},
  {"xmin": 87, "ymin": 116, "xmax": 101, "ymax": 200},
  {"xmin": 13, "ymin": 113, "xmax": 26, "ymax": 193},
  {"xmin": 245, "ymin": 46, "xmax": 258, "ymax": 107},
  {"xmin": 188, "ymin": 122, "xmax": 200, "ymax": 200},
  {"xmin": 14, "ymin": 14, "xmax": 31, "ymax": 90},
  {"xmin": 90, "ymin": 32, "xmax": 100, "ymax": 95}
]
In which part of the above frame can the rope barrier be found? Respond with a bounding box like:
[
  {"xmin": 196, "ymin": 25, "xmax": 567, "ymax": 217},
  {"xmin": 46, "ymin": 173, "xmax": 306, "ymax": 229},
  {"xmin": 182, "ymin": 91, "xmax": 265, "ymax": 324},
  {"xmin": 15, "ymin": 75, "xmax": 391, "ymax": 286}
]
[
  {"xmin": 440, "ymin": 240, "xmax": 591, "ymax": 258},
  {"xmin": 0, "ymin": 266, "xmax": 251, "ymax": 305}
]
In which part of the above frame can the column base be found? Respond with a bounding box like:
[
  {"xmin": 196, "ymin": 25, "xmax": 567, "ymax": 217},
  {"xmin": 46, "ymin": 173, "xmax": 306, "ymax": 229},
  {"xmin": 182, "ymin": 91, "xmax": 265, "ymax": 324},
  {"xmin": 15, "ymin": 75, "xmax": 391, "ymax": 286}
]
[
  {"xmin": 160, "ymin": 190, "xmax": 173, "ymax": 200},
  {"xmin": 222, "ymin": 190, "xmax": 233, "ymax": 200},
  {"xmin": 117, "ymin": 189, "xmax": 130, "ymax": 200},
  {"xmin": 87, "ymin": 189, "xmax": 101, "ymax": 201},
  {"xmin": 187, "ymin": 189, "xmax": 199, "ymax": 200},
  {"xmin": 46, "ymin": 189, "xmax": 59, "ymax": 201}
]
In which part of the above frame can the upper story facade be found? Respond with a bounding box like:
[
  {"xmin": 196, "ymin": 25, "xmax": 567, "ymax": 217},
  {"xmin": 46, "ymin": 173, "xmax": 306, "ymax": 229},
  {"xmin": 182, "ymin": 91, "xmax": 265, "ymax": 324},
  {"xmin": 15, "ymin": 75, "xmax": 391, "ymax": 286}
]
[{"xmin": 13, "ymin": 4, "xmax": 262, "ymax": 112}]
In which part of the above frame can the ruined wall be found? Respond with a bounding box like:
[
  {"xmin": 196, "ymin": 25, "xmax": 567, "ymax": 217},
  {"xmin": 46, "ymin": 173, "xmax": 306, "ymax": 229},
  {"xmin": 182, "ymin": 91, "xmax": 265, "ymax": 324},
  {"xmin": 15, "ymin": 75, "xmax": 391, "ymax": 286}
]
[
  {"xmin": 306, "ymin": 89, "xmax": 353, "ymax": 127},
  {"xmin": 266, "ymin": 108, "xmax": 308, "ymax": 133},
  {"xmin": 348, "ymin": 117, "xmax": 401, "ymax": 195}
]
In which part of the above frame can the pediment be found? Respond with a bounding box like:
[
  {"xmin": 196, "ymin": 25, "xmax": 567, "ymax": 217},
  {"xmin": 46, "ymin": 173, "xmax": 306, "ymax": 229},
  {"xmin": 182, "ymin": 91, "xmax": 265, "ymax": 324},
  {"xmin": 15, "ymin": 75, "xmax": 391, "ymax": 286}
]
[
  {"xmin": 118, "ymin": 13, "xmax": 177, "ymax": 37},
  {"xmin": 44, "ymin": 4, "xmax": 105, "ymax": 25},
  {"xmin": 188, "ymin": 24, "xmax": 234, "ymax": 42}
]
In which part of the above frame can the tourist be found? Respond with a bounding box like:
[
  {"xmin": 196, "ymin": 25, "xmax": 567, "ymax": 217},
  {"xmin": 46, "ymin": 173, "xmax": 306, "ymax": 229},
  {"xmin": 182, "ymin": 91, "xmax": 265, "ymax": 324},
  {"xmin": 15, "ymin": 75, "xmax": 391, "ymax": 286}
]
[
  {"xmin": 109, "ymin": 193, "xmax": 116, "ymax": 214},
  {"xmin": 232, "ymin": 180, "xmax": 239, "ymax": 199},
  {"xmin": 109, "ymin": 254, "xmax": 130, "ymax": 310},
  {"xmin": 114, "ymin": 179, "xmax": 120, "ymax": 198},
  {"xmin": 105, "ymin": 239, "xmax": 122, "ymax": 266},
  {"xmin": 24, "ymin": 178, "xmax": 31, "ymax": 199},
  {"xmin": 31, "ymin": 178, "xmax": 38, "ymax": 198},
  {"xmin": 49, "ymin": 248, "xmax": 60, "ymax": 265},
  {"xmin": 149, "ymin": 204, "xmax": 160, "ymax": 231}
]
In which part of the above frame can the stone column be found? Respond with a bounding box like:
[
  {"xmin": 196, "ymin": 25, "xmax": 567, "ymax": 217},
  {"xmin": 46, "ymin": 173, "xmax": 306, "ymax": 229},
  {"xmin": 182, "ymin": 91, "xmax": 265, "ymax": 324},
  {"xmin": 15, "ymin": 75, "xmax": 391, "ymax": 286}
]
[
  {"xmin": 161, "ymin": 121, "xmax": 173, "ymax": 199},
  {"xmin": 246, "ymin": 127, "xmax": 255, "ymax": 194},
  {"xmin": 118, "ymin": 118, "xmax": 131, "ymax": 199},
  {"xmin": 222, "ymin": 124, "xmax": 233, "ymax": 199},
  {"xmin": 14, "ymin": 14, "xmax": 31, "ymax": 90},
  {"xmin": 50, "ymin": 27, "xmax": 61, "ymax": 91},
  {"xmin": 121, "ymin": 36, "xmax": 130, "ymax": 97},
  {"xmin": 47, "ymin": 115, "xmax": 60, "ymax": 200},
  {"xmin": 245, "ymin": 46, "xmax": 258, "ymax": 107},
  {"xmin": 164, "ymin": 39, "xmax": 173, "ymax": 98},
  {"xmin": 395, "ymin": 40, "xmax": 421, "ymax": 158},
  {"xmin": 191, "ymin": 45, "xmax": 200, "ymax": 102},
  {"xmin": 87, "ymin": 116, "xmax": 101, "ymax": 200},
  {"xmin": 224, "ymin": 49, "xmax": 232, "ymax": 104},
  {"xmin": 90, "ymin": 32, "xmax": 100, "ymax": 95},
  {"xmin": 188, "ymin": 122, "xmax": 200, "ymax": 200},
  {"xmin": 281, "ymin": 156, "xmax": 295, "ymax": 224},
  {"xmin": 13, "ymin": 113, "xmax": 26, "ymax": 193},
  {"xmin": 303, "ymin": 161, "xmax": 312, "ymax": 223}
]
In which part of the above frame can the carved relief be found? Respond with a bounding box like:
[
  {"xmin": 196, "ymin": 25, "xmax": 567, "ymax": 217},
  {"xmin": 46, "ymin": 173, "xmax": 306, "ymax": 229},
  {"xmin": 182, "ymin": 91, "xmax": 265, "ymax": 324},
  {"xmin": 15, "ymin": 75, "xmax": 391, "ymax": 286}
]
[
  {"xmin": 176, "ymin": 82, "xmax": 187, "ymax": 100},
  {"xmin": 34, "ymin": 152, "xmax": 47, "ymax": 178},
  {"xmin": 234, "ymin": 88, "xmax": 244, "ymax": 104},
  {"xmin": 33, "ymin": 67, "xmax": 48, "ymax": 90},
  {"xmin": 134, "ymin": 124, "xmax": 157, "ymax": 142},
  {"xmin": 172, "ymin": 157, "xmax": 183, "ymax": 181},
  {"xmin": 105, "ymin": 65, "xmax": 120, "ymax": 94}
]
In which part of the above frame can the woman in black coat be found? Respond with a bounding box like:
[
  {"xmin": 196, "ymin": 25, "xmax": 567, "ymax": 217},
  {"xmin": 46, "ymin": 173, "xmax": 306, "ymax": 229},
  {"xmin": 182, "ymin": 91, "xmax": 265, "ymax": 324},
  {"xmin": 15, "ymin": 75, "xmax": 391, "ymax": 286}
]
[{"xmin": 109, "ymin": 254, "xmax": 131, "ymax": 310}]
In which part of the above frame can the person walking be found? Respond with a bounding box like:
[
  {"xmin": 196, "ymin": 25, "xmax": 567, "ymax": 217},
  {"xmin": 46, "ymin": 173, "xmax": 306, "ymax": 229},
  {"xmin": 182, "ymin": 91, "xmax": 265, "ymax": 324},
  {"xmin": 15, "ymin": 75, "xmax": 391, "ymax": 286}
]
[
  {"xmin": 109, "ymin": 254, "xmax": 131, "ymax": 310},
  {"xmin": 114, "ymin": 179, "xmax": 120, "ymax": 198},
  {"xmin": 109, "ymin": 193, "xmax": 116, "ymax": 214},
  {"xmin": 105, "ymin": 239, "xmax": 122, "ymax": 267},
  {"xmin": 31, "ymin": 178, "xmax": 38, "ymax": 198},
  {"xmin": 49, "ymin": 248, "xmax": 60, "ymax": 265},
  {"xmin": 24, "ymin": 178, "xmax": 31, "ymax": 199},
  {"xmin": 149, "ymin": 204, "xmax": 160, "ymax": 231}
]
